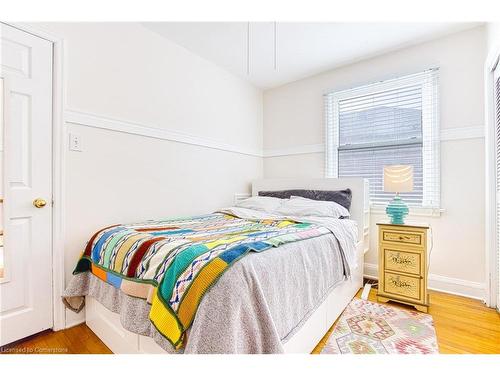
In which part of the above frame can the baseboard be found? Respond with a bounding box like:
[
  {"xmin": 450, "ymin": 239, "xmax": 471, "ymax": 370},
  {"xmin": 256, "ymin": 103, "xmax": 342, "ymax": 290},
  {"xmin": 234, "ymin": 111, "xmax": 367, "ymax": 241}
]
[
  {"xmin": 363, "ymin": 262, "xmax": 485, "ymax": 301},
  {"xmin": 363, "ymin": 263, "xmax": 379, "ymax": 280},
  {"xmin": 65, "ymin": 308, "xmax": 86, "ymax": 329},
  {"xmin": 65, "ymin": 317, "xmax": 85, "ymax": 329}
]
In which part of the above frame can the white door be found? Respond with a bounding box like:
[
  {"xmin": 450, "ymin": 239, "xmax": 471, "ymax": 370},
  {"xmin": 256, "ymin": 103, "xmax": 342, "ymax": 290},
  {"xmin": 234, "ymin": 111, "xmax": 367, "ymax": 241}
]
[{"xmin": 0, "ymin": 23, "xmax": 53, "ymax": 345}]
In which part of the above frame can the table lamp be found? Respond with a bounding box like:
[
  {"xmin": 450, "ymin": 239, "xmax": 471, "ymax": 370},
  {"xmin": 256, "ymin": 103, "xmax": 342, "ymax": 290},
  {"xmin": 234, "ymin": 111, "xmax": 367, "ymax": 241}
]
[{"xmin": 383, "ymin": 165, "xmax": 413, "ymax": 224}]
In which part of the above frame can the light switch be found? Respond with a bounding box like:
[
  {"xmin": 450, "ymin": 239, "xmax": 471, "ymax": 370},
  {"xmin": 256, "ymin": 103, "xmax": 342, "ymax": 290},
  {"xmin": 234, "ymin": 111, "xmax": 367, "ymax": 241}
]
[{"xmin": 69, "ymin": 133, "xmax": 82, "ymax": 152}]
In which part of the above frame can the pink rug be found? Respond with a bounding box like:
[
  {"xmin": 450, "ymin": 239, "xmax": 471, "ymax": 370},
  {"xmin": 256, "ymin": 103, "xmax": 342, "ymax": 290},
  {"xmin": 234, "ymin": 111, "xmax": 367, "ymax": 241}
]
[{"xmin": 320, "ymin": 298, "xmax": 439, "ymax": 354}]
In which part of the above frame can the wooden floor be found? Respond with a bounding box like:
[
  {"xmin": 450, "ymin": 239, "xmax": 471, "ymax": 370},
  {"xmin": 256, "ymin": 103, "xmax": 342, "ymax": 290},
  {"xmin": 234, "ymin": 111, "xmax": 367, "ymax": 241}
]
[
  {"xmin": 313, "ymin": 288, "xmax": 500, "ymax": 354},
  {"xmin": 2, "ymin": 289, "xmax": 499, "ymax": 354},
  {"xmin": 0, "ymin": 323, "xmax": 112, "ymax": 354}
]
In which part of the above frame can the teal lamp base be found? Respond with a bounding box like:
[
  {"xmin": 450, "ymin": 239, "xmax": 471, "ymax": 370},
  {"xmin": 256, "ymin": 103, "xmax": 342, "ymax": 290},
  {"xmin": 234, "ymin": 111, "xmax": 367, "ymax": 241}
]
[{"xmin": 386, "ymin": 194, "xmax": 409, "ymax": 225}]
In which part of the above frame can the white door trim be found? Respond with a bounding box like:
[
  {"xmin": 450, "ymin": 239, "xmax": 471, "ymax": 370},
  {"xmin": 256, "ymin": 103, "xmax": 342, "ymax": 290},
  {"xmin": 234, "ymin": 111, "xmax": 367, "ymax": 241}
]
[
  {"xmin": 485, "ymin": 42, "xmax": 500, "ymax": 309},
  {"xmin": 4, "ymin": 22, "xmax": 67, "ymax": 330}
]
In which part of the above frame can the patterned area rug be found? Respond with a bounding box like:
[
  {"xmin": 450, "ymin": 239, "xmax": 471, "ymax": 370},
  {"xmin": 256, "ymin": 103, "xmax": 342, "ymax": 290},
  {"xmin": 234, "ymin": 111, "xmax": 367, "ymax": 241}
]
[{"xmin": 320, "ymin": 298, "xmax": 439, "ymax": 354}]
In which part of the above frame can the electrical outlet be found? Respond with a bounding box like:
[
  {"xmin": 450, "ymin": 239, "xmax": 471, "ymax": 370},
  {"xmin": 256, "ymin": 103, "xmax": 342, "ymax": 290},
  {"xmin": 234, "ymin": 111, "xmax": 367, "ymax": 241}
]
[{"xmin": 69, "ymin": 133, "xmax": 82, "ymax": 152}]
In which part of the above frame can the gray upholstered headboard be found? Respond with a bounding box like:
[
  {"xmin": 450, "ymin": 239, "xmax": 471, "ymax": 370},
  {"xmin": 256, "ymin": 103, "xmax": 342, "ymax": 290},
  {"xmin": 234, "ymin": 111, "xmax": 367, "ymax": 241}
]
[{"xmin": 251, "ymin": 178, "xmax": 369, "ymax": 247}]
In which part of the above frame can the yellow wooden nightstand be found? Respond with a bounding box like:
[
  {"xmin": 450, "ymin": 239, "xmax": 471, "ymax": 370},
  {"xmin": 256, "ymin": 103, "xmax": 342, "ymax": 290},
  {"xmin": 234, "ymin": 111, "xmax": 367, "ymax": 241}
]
[{"xmin": 376, "ymin": 222, "xmax": 430, "ymax": 313}]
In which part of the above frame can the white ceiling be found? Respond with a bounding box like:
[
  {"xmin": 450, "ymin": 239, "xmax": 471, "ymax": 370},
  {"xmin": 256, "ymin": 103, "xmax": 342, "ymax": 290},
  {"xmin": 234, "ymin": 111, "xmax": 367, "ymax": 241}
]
[{"xmin": 142, "ymin": 22, "xmax": 481, "ymax": 89}]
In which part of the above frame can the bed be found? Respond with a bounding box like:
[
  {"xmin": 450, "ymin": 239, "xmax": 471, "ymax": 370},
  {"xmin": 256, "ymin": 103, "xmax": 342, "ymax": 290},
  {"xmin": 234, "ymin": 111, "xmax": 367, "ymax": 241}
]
[{"xmin": 64, "ymin": 178, "xmax": 369, "ymax": 354}]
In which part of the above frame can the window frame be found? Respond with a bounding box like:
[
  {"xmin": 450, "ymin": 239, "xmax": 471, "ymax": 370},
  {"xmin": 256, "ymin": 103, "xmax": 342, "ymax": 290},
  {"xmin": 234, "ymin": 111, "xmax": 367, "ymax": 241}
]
[{"xmin": 324, "ymin": 69, "xmax": 441, "ymax": 213}]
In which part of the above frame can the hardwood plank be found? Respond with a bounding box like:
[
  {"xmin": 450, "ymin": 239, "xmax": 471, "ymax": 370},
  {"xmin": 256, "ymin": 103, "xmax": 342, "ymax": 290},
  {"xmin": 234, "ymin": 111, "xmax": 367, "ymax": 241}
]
[{"xmin": 0, "ymin": 325, "xmax": 111, "ymax": 354}]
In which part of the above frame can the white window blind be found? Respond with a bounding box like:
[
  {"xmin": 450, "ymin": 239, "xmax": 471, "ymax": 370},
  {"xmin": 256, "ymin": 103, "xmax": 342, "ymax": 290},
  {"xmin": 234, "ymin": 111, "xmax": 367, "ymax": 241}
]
[{"xmin": 325, "ymin": 69, "xmax": 440, "ymax": 208}]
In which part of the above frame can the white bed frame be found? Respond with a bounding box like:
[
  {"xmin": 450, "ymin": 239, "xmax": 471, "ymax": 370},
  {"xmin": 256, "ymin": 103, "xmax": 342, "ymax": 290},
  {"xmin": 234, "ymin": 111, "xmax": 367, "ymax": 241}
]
[{"xmin": 85, "ymin": 178, "xmax": 370, "ymax": 354}]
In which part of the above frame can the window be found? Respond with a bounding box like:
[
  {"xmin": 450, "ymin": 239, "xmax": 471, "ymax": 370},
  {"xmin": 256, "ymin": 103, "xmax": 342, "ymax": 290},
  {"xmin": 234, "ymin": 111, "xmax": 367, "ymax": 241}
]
[{"xmin": 325, "ymin": 69, "xmax": 440, "ymax": 209}]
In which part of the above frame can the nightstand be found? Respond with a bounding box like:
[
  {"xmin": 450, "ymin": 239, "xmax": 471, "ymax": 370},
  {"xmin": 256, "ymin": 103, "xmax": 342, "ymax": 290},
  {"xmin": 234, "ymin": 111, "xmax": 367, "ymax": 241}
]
[{"xmin": 376, "ymin": 222, "xmax": 430, "ymax": 313}]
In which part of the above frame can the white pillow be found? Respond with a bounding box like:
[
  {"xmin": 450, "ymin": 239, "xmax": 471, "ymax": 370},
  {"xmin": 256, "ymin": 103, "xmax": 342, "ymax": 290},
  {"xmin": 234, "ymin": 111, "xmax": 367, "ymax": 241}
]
[
  {"xmin": 274, "ymin": 196, "xmax": 349, "ymax": 218},
  {"xmin": 235, "ymin": 196, "xmax": 285, "ymax": 213}
]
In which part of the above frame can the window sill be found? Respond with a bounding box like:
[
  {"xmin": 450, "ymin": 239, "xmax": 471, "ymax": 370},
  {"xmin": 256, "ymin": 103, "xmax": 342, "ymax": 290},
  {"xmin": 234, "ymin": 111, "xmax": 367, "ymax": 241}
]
[{"xmin": 369, "ymin": 204, "xmax": 444, "ymax": 218}]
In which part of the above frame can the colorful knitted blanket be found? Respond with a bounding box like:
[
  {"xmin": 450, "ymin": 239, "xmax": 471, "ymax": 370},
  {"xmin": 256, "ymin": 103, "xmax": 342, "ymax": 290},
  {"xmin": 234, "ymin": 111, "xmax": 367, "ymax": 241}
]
[{"xmin": 71, "ymin": 212, "xmax": 331, "ymax": 349}]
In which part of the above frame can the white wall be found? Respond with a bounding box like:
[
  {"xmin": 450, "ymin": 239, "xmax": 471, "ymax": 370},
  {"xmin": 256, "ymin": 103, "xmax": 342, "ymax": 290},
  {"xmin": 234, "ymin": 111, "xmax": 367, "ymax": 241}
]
[
  {"xmin": 35, "ymin": 23, "xmax": 264, "ymax": 326},
  {"xmin": 263, "ymin": 26, "xmax": 487, "ymax": 299},
  {"xmin": 487, "ymin": 23, "xmax": 500, "ymax": 51}
]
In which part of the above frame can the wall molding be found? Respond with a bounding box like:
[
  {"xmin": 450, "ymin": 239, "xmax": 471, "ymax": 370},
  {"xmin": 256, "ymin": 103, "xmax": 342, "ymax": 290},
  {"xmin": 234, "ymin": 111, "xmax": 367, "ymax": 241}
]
[
  {"xmin": 440, "ymin": 125, "xmax": 485, "ymax": 141},
  {"xmin": 262, "ymin": 144, "xmax": 324, "ymax": 157},
  {"xmin": 263, "ymin": 125, "xmax": 485, "ymax": 158},
  {"xmin": 64, "ymin": 109, "xmax": 263, "ymax": 158},
  {"xmin": 64, "ymin": 109, "xmax": 484, "ymax": 159},
  {"xmin": 363, "ymin": 262, "xmax": 485, "ymax": 301}
]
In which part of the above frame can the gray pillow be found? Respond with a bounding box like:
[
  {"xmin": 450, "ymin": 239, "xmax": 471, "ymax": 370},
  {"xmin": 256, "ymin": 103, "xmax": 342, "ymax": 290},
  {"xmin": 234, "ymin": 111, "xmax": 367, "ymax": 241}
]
[{"xmin": 258, "ymin": 188, "xmax": 352, "ymax": 211}]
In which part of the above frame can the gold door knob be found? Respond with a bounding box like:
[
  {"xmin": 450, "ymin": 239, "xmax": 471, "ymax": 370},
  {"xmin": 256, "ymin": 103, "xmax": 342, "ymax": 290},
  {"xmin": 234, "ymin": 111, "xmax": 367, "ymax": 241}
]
[{"xmin": 33, "ymin": 198, "xmax": 47, "ymax": 208}]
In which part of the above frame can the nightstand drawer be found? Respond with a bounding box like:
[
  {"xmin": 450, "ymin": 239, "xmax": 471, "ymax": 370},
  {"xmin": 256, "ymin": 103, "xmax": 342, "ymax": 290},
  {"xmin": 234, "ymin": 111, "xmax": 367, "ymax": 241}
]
[
  {"xmin": 381, "ymin": 229, "xmax": 423, "ymax": 246},
  {"xmin": 383, "ymin": 272, "xmax": 421, "ymax": 301},
  {"xmin": 384, "ymin": 249, "xmax": 421, "ymax": 276}
]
